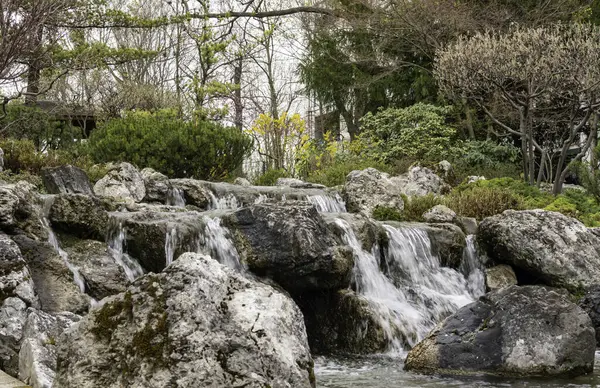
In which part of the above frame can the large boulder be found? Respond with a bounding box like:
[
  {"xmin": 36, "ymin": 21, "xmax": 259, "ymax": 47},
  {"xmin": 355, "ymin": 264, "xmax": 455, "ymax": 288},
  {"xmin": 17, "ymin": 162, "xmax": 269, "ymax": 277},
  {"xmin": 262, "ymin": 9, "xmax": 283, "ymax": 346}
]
[
  {"xmin": 422, "ymin": 205, "xmax": 456, "ymax": 224},
  {"xmin": 62, "ymin": 239, "xmax": 128, "ymax": 300},
  {"xmin": 49, "ymin": 194, "xmax": 109, "ymax": 241},
  {"xmin": 93, "ymin": 163, "xmax": 146, "ymax": 203},
  {"xmin": 224, "ymin": 203, "xmax": 354, "ymax": 291},
  {"xmin": 11, "ymin": 235, "xmax": 89, "ymax": 314},
  {"xmin": 19, "ymin": 308, "xmax": 80, "ymax": 388},
  {"xmin": 578, "ymin": 285, "xmax": 600, "ymax": 346},
  {"xmin": 0, "ymin": 234, "xmax": 37, "ymax": 306},
  {"xmin": 343, "ymin": 168, "xmax": 404, "ymax": 215},
  {"xmin": 169, "ymin": 179, "xmax": 212, "ymax": 209},
  {"xmin": 405, "ymin": 285, "xmax": 595, "ymax": 377},
  {"xmin": 0, "ymin": 182, "xmax": 46, "ymax": 239},
  {"xmin": 296, "ymin": 289, "xmax": 387, "ymax": 354},
  {"xmin": 41, "ymin": 166, "xmax": 93, "ymax": 196},
  {"xmin": 478, "ymin": 210, "xmax": 600, "ymax": 292},
  {"xmin": 140, "ymin": 168, "xmax": 172, "ymax": 203},
  {"xmin": 396, "ymin": 165, "xmax": 450, "ymax": 197},
  {"xmin": 0, "ymin": 297, "xmax": 27, "ymax": 376},
  {"xmin": 54, "ymin": 253, "xmax": 315, "ymax": 388}
]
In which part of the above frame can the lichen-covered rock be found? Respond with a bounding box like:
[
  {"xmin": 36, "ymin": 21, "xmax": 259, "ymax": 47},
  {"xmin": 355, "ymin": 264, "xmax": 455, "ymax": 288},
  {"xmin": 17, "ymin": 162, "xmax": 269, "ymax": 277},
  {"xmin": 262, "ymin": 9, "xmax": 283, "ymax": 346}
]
[
  {"xmin": 296, "ymin": 289, "xmax": 387, "ymax": 354},
  {"xmin": 11, "ymin": 235, "xmax": 89, "ymax": 314},
  {"xmin": 225, "ymin": 203, "xmax": 354, "ymax": 291},
  {"xmin": 19, "ymin": 308, "xmax": 80, "ymax": 388},
  {"xmin": 53, "ymin": 253, "xmax": 315, "ymax": 388},
  {"xmin": 169, "ymin": 179, "xmax": 212, "ymax": 209},
  {"xmin": 49, "ymin": 194, "xmax": 108, "ymax": 241},
  {"xmin": 578, "ymin": 285, "xmax": 600, "ymax": 346},
  {"xmin": 0, "ymin": 234, "xmax": 37, "ymax": 306},
  {"xmin": 41, "ymin": 166, "xmax": 93, "ymax": 196},
  {"xmin": 419, "ymin": 223, "xmax": 466, "ymax": 269},
  {"xmin": 396, "ymin": 166, "xmax": 450, "ymax": 197},
  {"xmin": 457, "ymin": 216, "xmax": 478, "ymax": 235},
  {"xmin": 423, "ymin": 205, "xmax": 456, "ymax": 224},
  {"xmin": 141, "ymin": 168, "xmax": 172, "ymax": 203},
  {"xmin": 478, "ymin": 210, "xmax": 600, "ymax": 292},
  {"xmin": 0, "ymin": 297, "xmax": 27, "ymax": 376},
  {"xmin": 435, "ymin": 160, "xmax": 454, "ymax": 183},
  {"xmin": 485, "ymin": 265, "xmax": 517, "ymax": 292},
  {"xmin": 93, "ymin": 163, "xmax": 146, "ymax": 203},
  {"xmin": 0, "ymin": 182, "xmax": 46, "ymax": 239},
  {"xmin": 63, "ymin": 239, "xmax": 128, "ymax": 300},
  {"xmin": 405, "ymin": 285, "xmax": 595, "ymax": 377},
  {"xmin": 344, "ymin": 168, "xmax": 404, "ymax": 215}
]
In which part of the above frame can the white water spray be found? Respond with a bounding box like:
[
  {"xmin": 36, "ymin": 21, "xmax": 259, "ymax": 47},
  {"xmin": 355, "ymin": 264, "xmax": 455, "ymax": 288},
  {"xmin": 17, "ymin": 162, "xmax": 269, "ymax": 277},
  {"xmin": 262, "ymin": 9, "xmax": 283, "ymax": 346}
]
[
  {"xmin": 307, "ymin": 193, "xmax": 347, "ymax": 213},
  {"xmin": 166, "ymin": 187, "xmax": 186, "ymax": 207},
  {"xmin": 165, "ymin": 227, "xmax": 179, "ymax": 267},
  {"xmin": 107, "ymin": 220, "xmax": 144, "ymax": 281},
  {"xmin": 209, "ymin": 191, "xmax": 239, "ymax": 210},
  {"xmin": 460, "ymin": 235, "xmax": 485, "ymax": 298},
  {"xmin": 196, "ymin": 217, "xmax": 243, "ymax": 271}
]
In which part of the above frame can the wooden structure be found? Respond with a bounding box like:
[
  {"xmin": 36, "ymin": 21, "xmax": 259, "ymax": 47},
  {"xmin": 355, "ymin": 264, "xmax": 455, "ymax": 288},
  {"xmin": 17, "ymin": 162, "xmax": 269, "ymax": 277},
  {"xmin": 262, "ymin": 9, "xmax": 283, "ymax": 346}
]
[{"xmin": 35, "ymin": 100, "xmax": 97, "ymax": 137}]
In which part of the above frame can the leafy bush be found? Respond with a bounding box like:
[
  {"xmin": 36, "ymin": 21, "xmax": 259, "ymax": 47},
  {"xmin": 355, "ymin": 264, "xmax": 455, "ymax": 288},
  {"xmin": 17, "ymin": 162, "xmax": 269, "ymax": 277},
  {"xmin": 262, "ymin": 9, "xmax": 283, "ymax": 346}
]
[
  {"xmin": 372, "ymin": 206, "xmax": 403, "ymax": 222},
  {"xmin": 360, "ymin": 103, "xmax": 458, "ymax": 163},
  {"xmin": 0, "ymin": 170, "xmax": 44, "ymax": 190},
  {"xmin": 88, "ymin": 110, "xmax": 253, "ymax": 180},
  {"xmin": 254, "ymin": 169, "xmax": 289, "ymax": 186},
  {"xmin": 401, "ymin": 194, "xmax": 444, "ymax": 222},
  {"xmin": 446, "ymin": 186, "xmax": 523, "ymax": 219},
  {"xmin": 544, "ymin": 196, "xmax": 579, "ymax": 218}
]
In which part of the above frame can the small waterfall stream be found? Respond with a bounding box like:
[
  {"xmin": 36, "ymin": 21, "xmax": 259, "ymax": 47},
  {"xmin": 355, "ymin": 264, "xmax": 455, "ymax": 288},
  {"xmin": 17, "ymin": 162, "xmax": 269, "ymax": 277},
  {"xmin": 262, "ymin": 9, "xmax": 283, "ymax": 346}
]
[
  {"xmin": 307, "ymin": 194, "xmax": 347, "ymax": 213},
  {"xmin": 106, "ymin": 220, "xmax": 144, "ymax": 281},
  {"xmin": 460, "ymin": 235, "xmax": 486, "ymax": 298},
  {"xmin": 197, "ymin": 217, "xmax": 243, "ymax": 271},
  {"xmin": 166, "ymin": 187, "xmax": 186, "ymax": 207},
  {"xmin": 336, "ymin": 219, "xmax": 479, "ymax": 353}
]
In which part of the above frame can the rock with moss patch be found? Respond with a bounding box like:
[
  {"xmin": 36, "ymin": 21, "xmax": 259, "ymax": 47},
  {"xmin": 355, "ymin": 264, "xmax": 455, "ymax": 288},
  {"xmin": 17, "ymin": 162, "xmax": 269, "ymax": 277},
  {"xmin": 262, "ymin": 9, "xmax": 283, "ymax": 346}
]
[
  {"xmin": 405, "ymin": 285, "xmax": 595, "ymax": 377},
  {"xmin": 478, "ymin": 210, "xmax": 600, "ymax": 292},
  {"xmin": 224, "ymin": 203, "xmax": 354, "ymax": 291},
  {"xmin": 53, "ymin": 253, "xmax": 315, "ymax": 388},
  {"xmin": 49, "ymin": 194, "xmax": 109, "ymax": 241}
]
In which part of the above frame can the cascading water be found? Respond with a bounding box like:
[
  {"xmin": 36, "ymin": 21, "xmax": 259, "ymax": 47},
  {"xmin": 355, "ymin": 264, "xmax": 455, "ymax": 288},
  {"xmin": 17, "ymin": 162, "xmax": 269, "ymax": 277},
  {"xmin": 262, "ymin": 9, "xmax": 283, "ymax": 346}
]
[
  {"xmin": 336, "ymin": 219, "xmax": 475, "ymax": 353},
  {"xmin": 460, "ymin": 234, "xmax": 486, "ymax": 298},
  {"xmin": 254, "ymin": 194, "xmax": 268, "ymax": 204},
  {"xmin": 166, "ymin": 187, "xmax": 186, "ymax": 207},
  {"xmin": 209, "ymin": 191, "xmax": 239, "ymax": 210},
  {"xmin": 165, "ymin": 227, "xmax": 179, "ymax": 267},
  {"xmin": 106, "ymin": 220, "xmax": 144, "ymax": 281},
  {"xmin": 196, "ymin": 217, "xmax": 243, "ymax": 271},
  {"xmin": 307, "ymin": 194, "xmax": 347, "ymax": 213},
  {"xmin": 40, "ymin": 196, "xmax": 86, "ymax": 293}
]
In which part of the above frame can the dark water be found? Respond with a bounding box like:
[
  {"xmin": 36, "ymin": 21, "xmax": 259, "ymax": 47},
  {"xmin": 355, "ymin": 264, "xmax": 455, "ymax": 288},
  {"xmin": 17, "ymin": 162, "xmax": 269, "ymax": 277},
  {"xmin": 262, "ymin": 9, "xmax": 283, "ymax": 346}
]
[{"xmin": 315, "ymin": 353, "xmax": 600, "ymax": 388}]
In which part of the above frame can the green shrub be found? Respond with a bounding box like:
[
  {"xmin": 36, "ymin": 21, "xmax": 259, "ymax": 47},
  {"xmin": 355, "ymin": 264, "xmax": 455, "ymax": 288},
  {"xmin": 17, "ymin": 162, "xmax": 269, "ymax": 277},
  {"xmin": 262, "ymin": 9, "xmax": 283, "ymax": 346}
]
[
  {"xmin": 0, "ymin": 170, "xmax": 44, "ymax": 190},
  {"xmin": 88, "ymin": 110, "xmax": 253, "ymax": 180},
  {"xmin": 446, "ymin": 186, "xmax": 523, "ymax": 219},
  {"xmin": 254, "ymin": 169, "xmax": 289, "ymax": 186},
  {"xmin": 372, "ymin": 206, "xmax": 404, "ymax": 222},
  {"xmin": 401, "ymin": 194, "xmax": 444, "ymax": 222},
  {"xmin": 544, "ymin": 196, "xmax": 579, "ymax": 218},
  {"xmin": 360, "ymin": 103, "xmax": 458, "ymax": 163},
  {"xmin": 306, "ymin": 155, "xmax": 391, "ymax": 187}
]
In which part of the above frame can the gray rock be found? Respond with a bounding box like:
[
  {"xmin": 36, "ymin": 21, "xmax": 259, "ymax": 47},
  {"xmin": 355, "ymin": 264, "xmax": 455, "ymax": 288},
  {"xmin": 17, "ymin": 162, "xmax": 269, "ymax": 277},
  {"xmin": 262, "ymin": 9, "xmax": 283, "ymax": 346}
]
[
  {"xmin": 485, "ymin": 265, "xmax": 517, "ymax": 292},
  {"xmin": 478, "ymin": 210, "xmax": 600, "ymax": 292},
  {"xmin": 578, "ymin": 285, "xmax": 600, "ymax": 346},
  {"xmin": 0, "ymin": 188, "xmax": 18, "ymax": 229},
  {"xmin": 0, "ymin": 148, "xmax": 3, "ymax": 172},
  {"xmin": 467, "ymin": 175, "xmax": 486, "ymax": 184},
  {"xmin": 344, "ymin": 168, "xmax": 404, "ymax": 215},
  {"xmin": 297, "ymin": 289, "xmax": 387, "ymax": 354},
  {"xmin": 93, "ymin": 163, "xmax": 146, "ymax": 203},
  {"xmin": 0, "ymin": 234, "xmax": 37, "ymax": 307},
  {"xmin": 423, "ymin": 205, "xmax": 456, "ymax": 224},
  {"xmin": 41, "ymin": 166, "xmax": 93, "ymax": 196},
  {"xmin": 170, "ymin": 179, "xmax": 212, "ymax": 209},
  {"xmin": 405, "ymin": 285, "xmax": 595, "ymax": 377},
  {"xmin": 435, "ymin": 160, "xmax": 454, "ymax": 182},
  {"xmin": 276, "ymin": 178, "xmax": 326, "ymax": 189},
  {"xmin": 233, "ymin": 177, "xmax": 251, "ymax": 187},
  {"xmin": 457, "ymin": 216, "xmax": 478, "ymax": 235},
  {"xmin": 53, "ymin": 253, "xmax": 315, "ymax": 388},
  {"xmin": 19, "ymin": 308, "xmax": 80, "ymax": 388},
  {"xmin": 224, "ymin": 203, "xmax": 354, "ymax": 291},
  {"xmin": 49, "ymin": 194, "xmax": 109, "ymax": 241},
  {"xmin": 0, "ymin": 297, "xmax": 27, "ymax": 376},
  {"xmin": 141, "ymin": 168, "xmax": 172, "ymax": 203},
  {"xmin": 11, "ymin": 235, "xmax": 89, "ymax": 314},
  {"xmin": 63, "ymin": 239, "xmax": 128, "ymax": 300},
  {"xmin": 396, "ymin": 166, "xmax": 450, "ymax": 197},
  {"xmin": 0, "ymin": 182, "xmax": 46, "ymax": 239}
]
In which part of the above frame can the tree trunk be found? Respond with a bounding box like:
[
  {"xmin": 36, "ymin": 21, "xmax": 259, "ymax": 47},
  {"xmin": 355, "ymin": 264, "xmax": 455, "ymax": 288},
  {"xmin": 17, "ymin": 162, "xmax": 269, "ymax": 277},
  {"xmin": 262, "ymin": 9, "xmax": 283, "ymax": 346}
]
[
  {"xmin": 233, "ymin": 57, "xmax": 243, "ymax": 131},
  {"xmin": 25, "ymin": 26, "xmax": 44, "ymax": 106}
]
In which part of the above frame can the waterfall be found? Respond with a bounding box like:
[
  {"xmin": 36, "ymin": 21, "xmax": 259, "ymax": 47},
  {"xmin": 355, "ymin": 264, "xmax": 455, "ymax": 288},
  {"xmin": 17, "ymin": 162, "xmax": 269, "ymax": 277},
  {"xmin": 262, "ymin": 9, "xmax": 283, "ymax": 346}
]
[
  {"xmin": 196, "ymin": 217, "xmax": 243, "ymax": 271},
  {"xmin": 106, "ymin": 220, "xmax": 144, "ymax": 281},
  {"xmin": 208, "ymin": 191, "xmax": 239, "ymax": 210},
  {"xmin": 166, "ymin": 187, "xmax": 186, "ymax": 207},
  {"xmin": 460, "ymin": 235, "xmax": 485, "ymax": 298},
  {"xmin": 40, "ymin": 196, "xmax": 86, "ymax": 293},
  {"xmin": 336, "ymin": 219, "xmax": 474, "ymax": 353},
  {"xmin": 254, "ymin": 194, "xmax": 268, "ymax": 204},
  {"xmin": 307, "ymin": 193, "xmax": 347, "ymax": 213},
  {"xmin": 165, "ymin": 227, "xmax": 179, "ymax": 267}
]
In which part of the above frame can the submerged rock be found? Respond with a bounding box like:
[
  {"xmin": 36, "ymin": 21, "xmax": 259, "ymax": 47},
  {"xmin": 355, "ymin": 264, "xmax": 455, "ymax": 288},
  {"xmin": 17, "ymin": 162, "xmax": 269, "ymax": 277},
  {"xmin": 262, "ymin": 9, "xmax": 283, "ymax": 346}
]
[
  {"xmin": 344, "ymin": 168, "xmax": 405, "ymax": 215},
  {"xmin": 485, "ymin": 265, "xmax": 517, "ymax": 292},
  {"xmin": 94, "ymin": 163, "xmax": 146, "ymax": 203},
  {"xmin": 49, "ymin": 194, "xmax": 109, "ymax": 241},
  {"xmin": 41, "ymin": 166, "xmax": 93, "ymax": 196},
  {"xmin": 478, "ymin": 210, "xmax": 600, "ymax": 292},
  {"xmin": 405, "ymin": 285, "xmax": 595, "ymax": 377},
  {"xmin": 225, "ymin": 203, "xmax": 354, "ymax": 291},
  {"xmin": 54, "ymin": 253, "xmax": 315, "ymax": 388}
]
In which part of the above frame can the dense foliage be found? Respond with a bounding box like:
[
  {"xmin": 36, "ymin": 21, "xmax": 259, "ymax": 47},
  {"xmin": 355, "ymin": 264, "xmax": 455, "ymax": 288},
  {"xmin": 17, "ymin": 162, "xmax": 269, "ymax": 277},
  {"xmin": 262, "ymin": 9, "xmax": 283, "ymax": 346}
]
[{"xmin": 88, "ymin": 110, "xmax": 253, "ymax": 180}]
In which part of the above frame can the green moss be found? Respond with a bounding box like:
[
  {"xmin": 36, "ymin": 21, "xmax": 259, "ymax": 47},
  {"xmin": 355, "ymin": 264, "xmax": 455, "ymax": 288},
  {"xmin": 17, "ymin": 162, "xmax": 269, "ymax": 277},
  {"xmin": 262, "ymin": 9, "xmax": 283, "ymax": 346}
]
[{"xmin": 91, "ymin": 291, "xmax": 134, "ymax": 340}]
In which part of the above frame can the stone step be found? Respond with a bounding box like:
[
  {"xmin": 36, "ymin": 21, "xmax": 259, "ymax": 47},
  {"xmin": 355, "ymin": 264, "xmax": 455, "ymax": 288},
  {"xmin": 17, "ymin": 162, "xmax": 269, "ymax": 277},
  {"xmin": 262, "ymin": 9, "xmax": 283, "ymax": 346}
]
[{"xmin": 0, "ymin": 371, "xmax": 29, "ymax": 388}]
